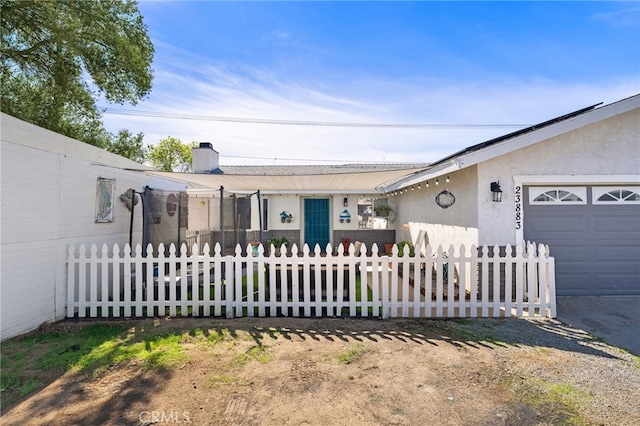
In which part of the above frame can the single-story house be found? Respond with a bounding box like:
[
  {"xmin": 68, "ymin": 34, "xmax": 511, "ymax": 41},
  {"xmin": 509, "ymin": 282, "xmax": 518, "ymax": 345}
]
[
  {"xmin": 149, "ymin": 94, "xmax": 640, "ymax": 297},
  {"xmin": 382, "ymin": 94, "xmax": 640, "ymax": 296},
  {"xmin": 2, "ymin": 93, "xmax": 638, "ymax": 339}
]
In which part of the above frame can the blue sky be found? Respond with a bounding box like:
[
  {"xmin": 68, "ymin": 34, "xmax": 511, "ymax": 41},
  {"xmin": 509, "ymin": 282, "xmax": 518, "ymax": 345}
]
[{"xmin": 101, "ymin": 1, "xmax": 640, "ymax": 165}]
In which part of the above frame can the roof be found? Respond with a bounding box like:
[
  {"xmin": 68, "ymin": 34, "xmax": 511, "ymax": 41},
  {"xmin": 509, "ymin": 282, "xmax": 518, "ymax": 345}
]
[
  {"xmin": 381, "ymin": 94, "xmax": 640, "ymax": 192},
  {"xmin": 1, "ymin": 113, "xmax": 154, "ymax": 171},
  {"xmin": 210, "ymin": 163, "xmax": 428, "ymax": 176}
]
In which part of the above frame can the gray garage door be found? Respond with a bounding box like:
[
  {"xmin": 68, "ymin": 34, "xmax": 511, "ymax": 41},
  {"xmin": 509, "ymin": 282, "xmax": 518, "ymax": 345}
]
[{"xmin": 524, "ymin": 186, "xmax": 640, "ymax": 296}]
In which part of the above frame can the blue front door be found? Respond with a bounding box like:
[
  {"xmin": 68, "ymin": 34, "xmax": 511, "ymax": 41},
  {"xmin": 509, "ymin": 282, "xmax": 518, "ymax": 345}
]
[{"xmin": 304, "ymin": 198, "xmax": 330, "ymax": 250}]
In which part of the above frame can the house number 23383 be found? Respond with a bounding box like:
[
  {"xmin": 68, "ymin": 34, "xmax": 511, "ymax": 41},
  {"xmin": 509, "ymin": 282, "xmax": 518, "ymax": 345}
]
[{"xmin": 514, "ymin": 185, "xmax": 522, "ymax": 230}]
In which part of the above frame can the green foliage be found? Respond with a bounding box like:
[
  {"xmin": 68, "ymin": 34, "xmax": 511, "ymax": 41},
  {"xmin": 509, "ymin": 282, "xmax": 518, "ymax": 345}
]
[
  {"xmin": 396, "ymin": 241, "xmax": 415, "ymax": 257},
  {"xmin": 508, "ymin": 376, "xmax": 592, "ymax": 425},
  {"xmin": 267, "ymin": 237, "xmax": 290, "ymax": 248},
  {"xmin": 337, "ymin": 343, "xmax": 366, "ymax": 364},
  {"xmin": 147, "ymin": 137, "xmax": 197, "ymax": 172},
  {"xmin": 106, "ymin": 129, "xmax": 146, "ymax": 163},
  {"xmin": 0, "ymin": 0, "xmax": 153, "ymax": 152},
  {"xmin": 232, "ymin": 344, "xmax": 272, "ymax": 368},
  {"xmin": 0, "ymin": 323, "xmax": 126, "ymax": 409}
]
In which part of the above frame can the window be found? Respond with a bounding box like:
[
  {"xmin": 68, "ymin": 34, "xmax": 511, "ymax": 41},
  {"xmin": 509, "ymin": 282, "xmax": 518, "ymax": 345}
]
[
  {"xmin": 236, "ymin": 197, "xmax": 251, "ymax": 229},
  {"xmin": 529, "ymin": 187, "xmax": 587, "ymax": 205},
  {"xmin": 358, "ymin": 197, "xmax": 392, "ymax": 229},
  {"xmin": 593, "ymin": 187, "xmax": 640, "ymax": 204}
]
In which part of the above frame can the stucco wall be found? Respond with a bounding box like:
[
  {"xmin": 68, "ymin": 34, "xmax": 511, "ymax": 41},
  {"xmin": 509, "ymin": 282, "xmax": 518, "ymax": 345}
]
[
  {"xmin": 1, "ymin": 114, "xmax": 184, "ymax": 340},
  {"xmin": 394, "ymin": 166, "xmax": 480, "ymax": 249},
  {"xmin": 395, "ymin": 166, "xmax": 479, "ymax": 229},
  {"xmin": 477, "ymin": 107, "xmax": 640, "ymax": 245},
  {"xmin": 266, "ymin": 194, "xmax": 301, "ymax": 230}
]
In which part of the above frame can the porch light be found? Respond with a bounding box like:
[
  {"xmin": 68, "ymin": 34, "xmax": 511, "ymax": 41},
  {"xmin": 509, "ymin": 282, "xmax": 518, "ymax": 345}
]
[
  {"xmin": 446, "ymin": 175, "xmax": 450, "ymax": 183},
  {"xmin": 343, "ymin": 197, "xmax": 348, "ymax": 207},
  {"xmin": 491, "ymin": 181, "xmax": 503, "ymax": 202}
]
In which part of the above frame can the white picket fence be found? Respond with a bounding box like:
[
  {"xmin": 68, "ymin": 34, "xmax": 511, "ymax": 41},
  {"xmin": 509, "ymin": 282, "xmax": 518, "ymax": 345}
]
[{"xmin": 66, "ymin": 242, "xmax": 556, "ymax": 320}]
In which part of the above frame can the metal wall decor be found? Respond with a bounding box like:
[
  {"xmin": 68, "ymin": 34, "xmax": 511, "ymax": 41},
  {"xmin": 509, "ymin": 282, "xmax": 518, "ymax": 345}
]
[
  {"xmin": 280, "ymin": 211, "xmax": 293, "ymax": 223},
  {"xmin": 339, "ymin": 209, "xmax": 352, "ymax": 223},
  {"xmin": 166, "ymin": 193, "xmax": 178, "ymax": 216},
  {"xmin": 435, "ymin": 190, "xmax": 456, "ymax": 209},
  {"xmin": 95, "ymin": 177, "xmax": 115, "ymax": 222}
]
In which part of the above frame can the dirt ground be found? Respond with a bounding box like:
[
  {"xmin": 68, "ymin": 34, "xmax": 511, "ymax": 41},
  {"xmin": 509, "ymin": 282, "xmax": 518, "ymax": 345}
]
[{"xmin": 2, "ymin": 316, "xmax": 639, "ymax": 426}]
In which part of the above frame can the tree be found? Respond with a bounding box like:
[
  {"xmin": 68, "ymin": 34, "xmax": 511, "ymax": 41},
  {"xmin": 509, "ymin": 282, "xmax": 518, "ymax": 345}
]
[
  {"xmin": 147, "ymin": 137, "xmax": 196, "ymax": 172},
  {"xmin": 0, "ymin": 0, "xmax": 153, "ymax": 148},
  {"xmin": 107, "ymin": 129, "xmax": 146, "ymax": 164}
]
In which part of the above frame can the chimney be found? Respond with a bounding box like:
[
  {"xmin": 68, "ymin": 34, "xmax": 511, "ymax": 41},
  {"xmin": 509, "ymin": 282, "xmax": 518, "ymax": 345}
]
[{"xmin": 192, "ymin": 142, "xmax": 219, "ymax": 173}]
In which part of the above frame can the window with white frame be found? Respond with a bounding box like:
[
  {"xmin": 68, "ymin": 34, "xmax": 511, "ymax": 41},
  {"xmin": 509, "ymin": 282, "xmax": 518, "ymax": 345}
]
[
  {"xmin": 357, "ymin": 197, "xmax": 391, "ymax": 229},
  {"xmin": 529, "ymin": 187, "xmax": 587, "ymax": 205},
  {"xmin": 593, "ymin": 187, "xmax": 640, "ymax": 204}
]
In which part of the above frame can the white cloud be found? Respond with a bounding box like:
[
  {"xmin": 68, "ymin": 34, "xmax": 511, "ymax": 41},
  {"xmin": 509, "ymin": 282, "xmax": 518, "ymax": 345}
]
[
  {"xmin": 101, "ymin": 50, "xmax": 639, "ymax": 166},
  {"xmin": 592, "ymin": 7, "xmax": 640, "ymax": 28}
]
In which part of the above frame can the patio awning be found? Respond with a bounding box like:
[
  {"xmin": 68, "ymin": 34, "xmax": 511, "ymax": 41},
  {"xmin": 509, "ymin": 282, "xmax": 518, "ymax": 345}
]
[{"xmin": 147, "ymin": 167, "xmax": 426, "ymax": 195}]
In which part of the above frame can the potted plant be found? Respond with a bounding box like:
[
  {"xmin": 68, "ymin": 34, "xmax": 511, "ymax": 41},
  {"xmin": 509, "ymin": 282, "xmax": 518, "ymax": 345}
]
[
  {"xmin": 396, "ymin": 240, "xmax": 415, "ymax": 257},
  {"xmin": 267, "ymin": 237, "xmax": 289, "ymax": 256},
  {"xmin": 250, "ymin": 241, "xmax": 261, "ymax": 257},
  {"xmin": 374, "ymin": 204, "xmax": 394, "ymax": 218}
]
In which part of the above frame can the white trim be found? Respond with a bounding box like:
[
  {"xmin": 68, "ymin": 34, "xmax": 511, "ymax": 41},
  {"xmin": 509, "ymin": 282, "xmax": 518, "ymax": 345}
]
[
  {"xmin": 381, "ymin": 160, "xmax": 460, "ymax": 192},
  {"xmin": 513, "ymin": 174, "xmax": 640, "ymax": 245},
  {"xmin": 529, "ymin": 187, "xmax": 587, "ymax": 205},
  {"xmin": 593, "ymin": 186, "xmax": 640, "ymax": 204},
  {"xmin": 514, "ymin": 174, "xmax": 640, "ymax": 185}
]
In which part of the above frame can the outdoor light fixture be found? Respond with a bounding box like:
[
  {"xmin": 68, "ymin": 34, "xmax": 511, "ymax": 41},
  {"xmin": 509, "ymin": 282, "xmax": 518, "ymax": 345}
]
[
  {"xmin": 426, "ymin": 181, "xmax": 429, "ymax": 188},
  {"xmin": 491, "ymin": 181, "xmax": 503, "ymax": 202},
  {"xmin": 343, "ymin": 197, "xmax": 348, "ymax": 207},
  {"xmin": 446, "ymin": 175, "xmax": 450, "ymax": 183},
  {"xmin": 436, "ymin": 178, "xmax": 439, "ymax": 185}
]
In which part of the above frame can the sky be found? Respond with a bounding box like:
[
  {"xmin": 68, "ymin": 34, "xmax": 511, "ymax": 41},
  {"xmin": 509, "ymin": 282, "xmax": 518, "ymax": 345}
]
[{"xmin": 100, "ymin": 1, "xmax": 640, "ymax": 166}]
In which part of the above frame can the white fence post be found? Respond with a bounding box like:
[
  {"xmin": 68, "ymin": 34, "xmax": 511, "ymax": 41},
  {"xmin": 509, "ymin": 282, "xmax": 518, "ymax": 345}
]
[
  {"xmin": 469, "ymin": 244, "xmax": 478, "ymax": 318},
  {"xmin": 67, "ymin": 245, "xmax": 76, "ymax": 318},
  {"xmin": 458, "ymin": 245, "xmax": 467, "ymax": 318},
  {"xmin": 504, "ymin": 244, "xmax": 513, "ymax": 318},
  {"xmin": 145, "ymin": 244, "xmax": 155, "ymax": 317}
]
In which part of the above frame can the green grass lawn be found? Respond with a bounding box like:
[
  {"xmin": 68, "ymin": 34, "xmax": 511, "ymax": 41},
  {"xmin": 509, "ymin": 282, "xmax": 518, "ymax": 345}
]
[{"xmin": 0, "ymin": 322, "xmax": 209, "ymax": 410}]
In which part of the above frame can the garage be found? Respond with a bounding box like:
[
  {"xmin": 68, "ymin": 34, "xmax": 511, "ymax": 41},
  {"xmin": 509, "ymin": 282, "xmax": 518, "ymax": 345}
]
[{"xmin": 524, "ymin": 185, "xmax": 640, "ymax": 296}]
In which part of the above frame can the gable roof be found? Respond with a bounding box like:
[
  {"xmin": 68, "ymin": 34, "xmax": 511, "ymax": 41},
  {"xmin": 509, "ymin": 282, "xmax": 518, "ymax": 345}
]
[{"xmin": 380, "ymin": 94, "xmax": 640, "ymax": 192}]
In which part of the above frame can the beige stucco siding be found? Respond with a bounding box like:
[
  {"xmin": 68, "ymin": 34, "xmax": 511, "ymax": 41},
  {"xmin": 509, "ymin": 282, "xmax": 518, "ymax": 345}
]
[{"xmin": 395, "ymin": 166, "xmax": 480, "ymax": 250}]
